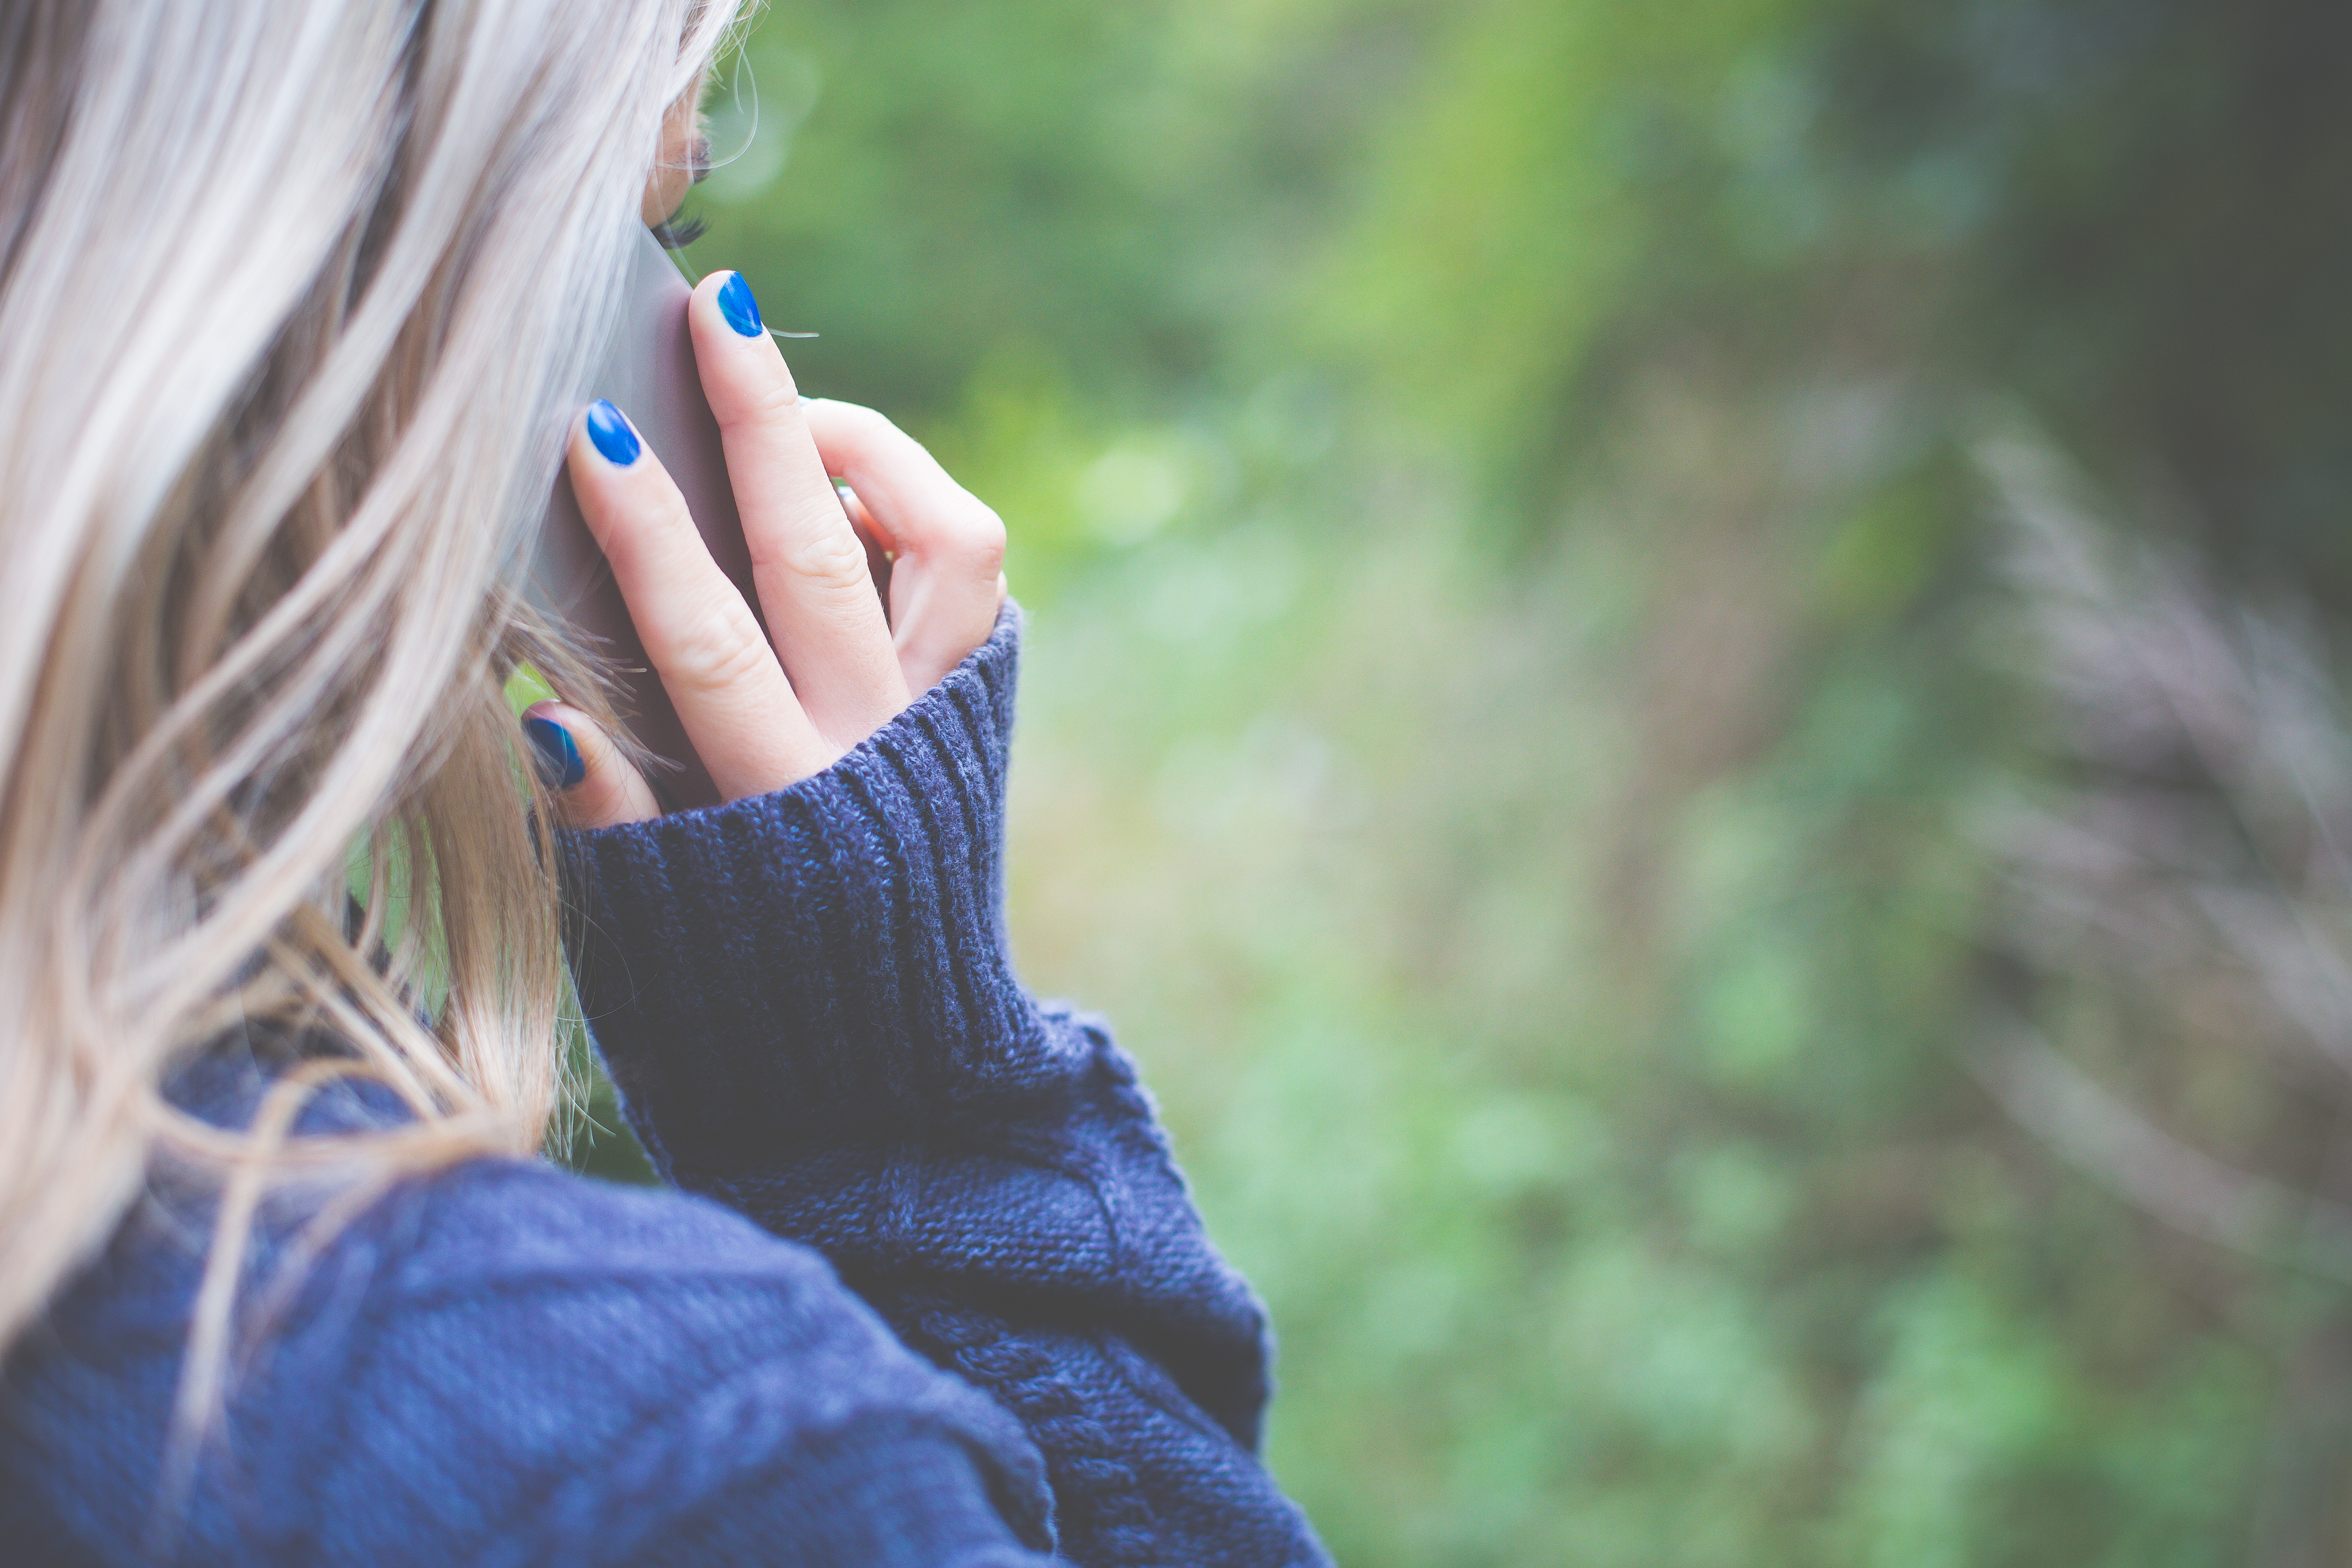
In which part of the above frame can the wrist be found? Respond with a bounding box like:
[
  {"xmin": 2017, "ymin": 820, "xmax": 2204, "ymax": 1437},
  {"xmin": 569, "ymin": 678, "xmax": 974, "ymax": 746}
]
[{"xmin": 560, "ymin": 603, "xmax": 1042, "ymax": 1184}]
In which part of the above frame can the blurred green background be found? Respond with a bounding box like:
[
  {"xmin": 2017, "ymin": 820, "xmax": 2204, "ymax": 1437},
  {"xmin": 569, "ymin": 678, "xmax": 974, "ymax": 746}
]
[{"xmin": 583, "ymin": 0, "xmax": 2352, "ymax": 1558}]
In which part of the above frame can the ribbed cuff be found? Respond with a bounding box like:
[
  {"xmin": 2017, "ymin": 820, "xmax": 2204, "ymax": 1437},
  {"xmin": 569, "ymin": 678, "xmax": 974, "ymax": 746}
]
[{"xmin": 562, "ymin": 604, "xmax": 1067, "ymax": 1186}]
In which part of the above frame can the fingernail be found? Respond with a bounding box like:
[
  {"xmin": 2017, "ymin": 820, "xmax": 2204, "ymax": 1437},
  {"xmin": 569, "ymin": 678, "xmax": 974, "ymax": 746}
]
[
  {"xmin": 717, "ymin": 271, "xmax": 763, "ymax": 337},
  {"xmin": 585, "ymin": 399, "xmax": 640, "ymax": 466},
  {"xmin": 524, "ymin": 716, "xmax": 586, "ymax": 789}
]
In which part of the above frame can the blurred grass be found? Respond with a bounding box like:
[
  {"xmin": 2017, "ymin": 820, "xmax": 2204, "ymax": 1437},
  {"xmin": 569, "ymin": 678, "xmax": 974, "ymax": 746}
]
[{"xmin": 556, "ymin": 0, "xmax": 2352, "ymax": 1558}]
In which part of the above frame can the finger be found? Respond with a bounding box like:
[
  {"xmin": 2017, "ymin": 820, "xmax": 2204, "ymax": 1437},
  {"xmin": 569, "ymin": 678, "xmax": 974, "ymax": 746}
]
[
  {"xmin": 567, "ymin": 399, "xmax": 834, "ymax": 796},
  {"xmin": 687, "ymin": 272, "xmax": 907, "ymax": 742},
  {"xmin": 801, "ymin": 397, "xmax": 1005, "ymax": 693},
  {"xmin": 840, "ymin": 484, "xmax": 895, "ymax": 621},
  {"xmin": 522, "ymin": 703, "xmax": 663, "ymax": 830}
]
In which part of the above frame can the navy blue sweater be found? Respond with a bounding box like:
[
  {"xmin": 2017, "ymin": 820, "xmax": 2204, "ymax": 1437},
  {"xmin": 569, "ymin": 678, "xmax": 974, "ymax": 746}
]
[{"xmin": 0, "ymin": 607, "xmax": 1330, "ymax": 1566}]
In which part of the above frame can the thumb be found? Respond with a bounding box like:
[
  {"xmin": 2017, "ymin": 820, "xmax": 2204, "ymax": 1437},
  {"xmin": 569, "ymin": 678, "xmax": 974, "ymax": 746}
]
[{"xmin": 522, "ymin": 703, "xmax": 662, "ymax": 830}]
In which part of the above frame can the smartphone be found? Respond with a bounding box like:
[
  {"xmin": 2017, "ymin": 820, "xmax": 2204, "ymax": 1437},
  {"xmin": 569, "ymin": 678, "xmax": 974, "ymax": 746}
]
[{"xmin": 527, "ymin": 225, "xmax": 756, "ymax": 810}]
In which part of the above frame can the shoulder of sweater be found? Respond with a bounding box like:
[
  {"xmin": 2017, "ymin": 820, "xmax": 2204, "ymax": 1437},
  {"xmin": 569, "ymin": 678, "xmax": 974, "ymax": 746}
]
[
  {"xmin": 358, "ymin": 1153, "xmax": 847, "ymax": 1296},
  {"xmin": 301, "ymin": 1155, "xmax": 989, "ymax": 1415},
  {"xmin": 242, "ymin": 1158, "xmax": 1053, "ymax": 1561},
  {"xmin": 6, "ymin": 1158, "xmax": 1051, "ymax": 1565}
]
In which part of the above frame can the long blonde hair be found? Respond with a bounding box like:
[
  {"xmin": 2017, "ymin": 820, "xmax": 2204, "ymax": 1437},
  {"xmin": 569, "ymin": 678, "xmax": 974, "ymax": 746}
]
[{"xmin": 0, "ymin": 0, "xmax": 744, "ymax": 1410}]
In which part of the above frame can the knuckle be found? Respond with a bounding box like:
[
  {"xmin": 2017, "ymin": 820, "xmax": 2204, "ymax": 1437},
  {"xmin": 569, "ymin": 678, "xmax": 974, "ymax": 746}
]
[
  {"xmin": 720, "ymin": 375, "xmax": 806, "ymax": 436},
  {"xmin": 916, "ymin": 499, "xmax": 1004, "ymax": 579},
  {"xmin": 780, "ymin": 526, "xmax": 873, "ymax": 594},
  {"xmin": 653, "ymin": 605, "xmax": 771, "ymax": 694},
  {"xmin": 963, "ymin": 503, "xmax": 1007, "ymax": 567}
]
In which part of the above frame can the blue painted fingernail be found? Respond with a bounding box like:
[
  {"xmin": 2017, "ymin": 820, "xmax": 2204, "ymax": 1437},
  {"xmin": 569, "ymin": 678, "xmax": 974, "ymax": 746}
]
[
  {"xmin": 717, "ymin": 271, "xmax": 763, "ymax": 337},
  {"xmin": 524, "ymin": 716, "xmax": 585, "ymax": 789},
  {"xmin": 585, "ymin": 399, "xmax": 640, "ymax": 466}
]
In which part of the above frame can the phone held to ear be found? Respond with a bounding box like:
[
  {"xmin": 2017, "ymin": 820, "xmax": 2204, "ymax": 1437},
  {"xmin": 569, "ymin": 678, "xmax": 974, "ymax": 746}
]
[{"xmin": 528, "ymin": 225, "xmax": 756, "ymax": 811}]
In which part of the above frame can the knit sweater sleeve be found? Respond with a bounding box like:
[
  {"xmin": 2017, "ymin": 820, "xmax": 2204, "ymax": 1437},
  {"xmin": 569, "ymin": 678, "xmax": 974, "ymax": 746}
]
[{"xmin": 563, "ymin": 604, "xmax": 1329, "ymax": 1568}]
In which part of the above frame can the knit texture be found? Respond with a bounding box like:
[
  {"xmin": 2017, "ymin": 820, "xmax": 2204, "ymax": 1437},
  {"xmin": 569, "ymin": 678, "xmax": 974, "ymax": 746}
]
[
  {"xmin": 0, "ymin": 606, "xmax": 1329, "ymax": 1567},
  {"xmin": 566, "ymin": 604, "xmax": 1326, "ymax": 1566}
]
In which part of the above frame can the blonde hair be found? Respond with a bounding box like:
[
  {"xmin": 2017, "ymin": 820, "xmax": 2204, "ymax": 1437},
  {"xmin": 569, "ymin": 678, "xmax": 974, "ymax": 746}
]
[{"xmin": 0, "ymin": 0, "xmax": 745, "ymax": 1444}]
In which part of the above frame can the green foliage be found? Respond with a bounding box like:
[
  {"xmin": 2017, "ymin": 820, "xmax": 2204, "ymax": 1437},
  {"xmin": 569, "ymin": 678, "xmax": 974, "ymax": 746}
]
[
  {"xmin": 1809, "ymin": 0, "xmax": 2352, "ymax": 600},
  {"xmin": 557, "ymin": 0, "xmax": 2352, "ymax": 1556}
]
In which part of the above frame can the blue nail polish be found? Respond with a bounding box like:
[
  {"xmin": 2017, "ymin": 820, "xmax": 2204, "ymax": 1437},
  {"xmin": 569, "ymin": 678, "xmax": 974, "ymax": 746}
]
[
  {"xmin": 524, "ymin": 716, "xmax": 585, "ymax": 788},
  {"xmin": 717, "ymin": 271, "xmax": 763, "ymax": 337},
  {"xmin": 585, "ymin": 399, "xmax": 640, "ymax": 466}
]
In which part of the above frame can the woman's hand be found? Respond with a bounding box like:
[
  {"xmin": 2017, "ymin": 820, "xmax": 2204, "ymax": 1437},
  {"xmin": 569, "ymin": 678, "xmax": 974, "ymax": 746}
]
[{"xmin": 524, "ymin": 269, "xmax": 1007, "ymax": 830}]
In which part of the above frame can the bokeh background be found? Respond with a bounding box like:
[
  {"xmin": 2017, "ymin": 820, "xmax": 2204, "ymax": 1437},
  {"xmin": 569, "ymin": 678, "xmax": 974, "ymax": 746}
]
[{"xmin": 580, "ymin": 0, "xmax": 2352, "ymax": 1559}]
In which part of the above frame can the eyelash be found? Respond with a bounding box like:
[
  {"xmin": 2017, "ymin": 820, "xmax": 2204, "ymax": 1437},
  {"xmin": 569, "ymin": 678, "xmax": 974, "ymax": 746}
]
[{"xmin": 653, "ymin": 214, "xmax": 707, "ymax": 249}]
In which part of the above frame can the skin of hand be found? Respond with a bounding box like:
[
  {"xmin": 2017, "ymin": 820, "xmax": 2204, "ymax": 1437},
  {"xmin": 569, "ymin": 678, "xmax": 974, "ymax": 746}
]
[
  {"xmin": 524, "ymin": 269, "xmax": 1008, "ymax": 830},
  {"xmin": 526, "ymin": 84, "xmax": 1007, "ymax": 830}
]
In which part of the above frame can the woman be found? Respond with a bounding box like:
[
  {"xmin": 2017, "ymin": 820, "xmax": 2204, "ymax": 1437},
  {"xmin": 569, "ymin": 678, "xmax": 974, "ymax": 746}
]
[{"xmin": 0, "ymin": 2, "xmax": 1329, "ymax": 1563}]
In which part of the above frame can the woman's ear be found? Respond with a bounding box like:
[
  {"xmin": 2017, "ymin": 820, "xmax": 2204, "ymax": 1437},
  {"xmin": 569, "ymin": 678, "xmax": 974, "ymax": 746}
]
[{"xmin": 640, "ymin": 71, "xmax": 711, "ymax": 230}]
